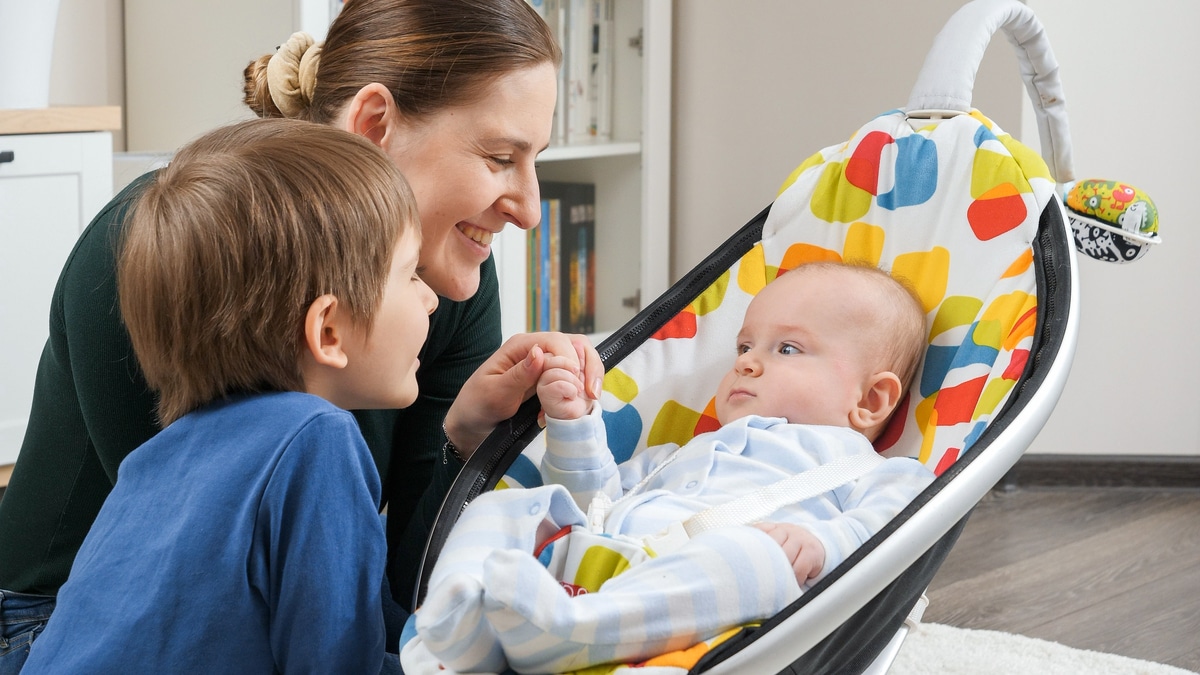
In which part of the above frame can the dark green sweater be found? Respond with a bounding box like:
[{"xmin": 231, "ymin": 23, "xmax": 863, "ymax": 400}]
[{"xmin": 0, "ymin": 173, "xmax": 501, "ymax": 610}]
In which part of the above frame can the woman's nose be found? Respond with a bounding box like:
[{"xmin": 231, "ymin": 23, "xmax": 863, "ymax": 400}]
[{"xmin": 499, "ymin": 167, "xmax": 541, "ymax": 231}]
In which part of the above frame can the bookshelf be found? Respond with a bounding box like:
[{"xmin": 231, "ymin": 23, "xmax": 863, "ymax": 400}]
[{"xmin": 496, "ymin": 0, "xmax": 672, "ymax": 342}]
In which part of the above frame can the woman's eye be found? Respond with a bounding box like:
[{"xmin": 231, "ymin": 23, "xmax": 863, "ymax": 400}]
[{"xmin": 490, "ymin": 156, "xmax": 515, "ymax": 167}]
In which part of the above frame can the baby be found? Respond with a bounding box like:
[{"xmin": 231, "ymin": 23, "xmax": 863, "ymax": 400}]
[{"xmin": 410, "ymin": 262, "xmax": 935, "ymax": 674}]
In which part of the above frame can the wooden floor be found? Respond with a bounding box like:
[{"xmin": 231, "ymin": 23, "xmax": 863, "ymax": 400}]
[{"xmin": 924, "ymin": 486, "xmax": 1200, "ymax": 672}]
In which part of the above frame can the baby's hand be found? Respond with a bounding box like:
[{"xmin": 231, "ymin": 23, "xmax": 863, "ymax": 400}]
[
  {"xmin": 753, "ymin": 522, "xmax": 825, "ymax": 585},
  {"xmin": 536, "ymin": 351, "xmax": 592, "ymax": 421}
]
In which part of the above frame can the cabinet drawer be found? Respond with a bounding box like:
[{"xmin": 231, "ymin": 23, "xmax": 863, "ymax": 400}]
[{"xmin": 0, "ymin": 133, "xmax": 92, "ymax": 176}]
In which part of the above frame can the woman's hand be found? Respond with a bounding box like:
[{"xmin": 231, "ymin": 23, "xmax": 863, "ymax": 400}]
[{"xmin": 444, "ymin": 332, "xmax": 603, "ymax": 458}]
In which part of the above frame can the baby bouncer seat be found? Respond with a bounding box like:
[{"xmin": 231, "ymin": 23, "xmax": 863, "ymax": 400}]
[{"xmin": 406, "ymin": 0, "xmax": 1159, "ymax": 672}]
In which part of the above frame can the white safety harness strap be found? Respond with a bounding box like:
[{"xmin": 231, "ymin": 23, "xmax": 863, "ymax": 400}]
[{"xmin": 641, "ymin": 452, "xmax": 887, "ymax": 556}]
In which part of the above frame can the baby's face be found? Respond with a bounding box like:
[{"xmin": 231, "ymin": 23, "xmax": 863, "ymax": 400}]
[{"xmin": 714, "ymin": 268, "xmax": 880, "ymax": 427}]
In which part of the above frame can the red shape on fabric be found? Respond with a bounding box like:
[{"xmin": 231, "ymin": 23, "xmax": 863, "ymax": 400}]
[
  {"xmin": 1003, "ymin": 348, "xmax": 1030, "ymax": 381},
  {"xmin": 693, "ymin": 413, "xmax": 721, "ymax": 438},
  {"xmin": 967, "ymin": 190, "xmax": 1026, "ymax": 240},
  {"xmin": 651, "ymin": 309, "xmax": 697, "ymax": 340},
  {"xmin": 533, "ymin": 525, "xmax": 574, "ymax": 559},
  {"xmin": 873, "ymin": 395, "xmax": 910, "ymax": 453},
  {"xmin": 934, "ymin": 375, "xmax": 988, "ymax": 425},
  {"xmin": 845, "ymin": 131, "xmax": 895, "ymax": 195},
  {"xmin": 934, "ymin": 447, "xmax": 960, "ymax": 476}
]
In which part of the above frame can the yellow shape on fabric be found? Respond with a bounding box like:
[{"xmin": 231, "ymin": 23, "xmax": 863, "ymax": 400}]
[
  {"xmin": 737, "ymin": 244, "xmax": 769, "ymax": 295},
  {"xmin": 971, "ymin": 149, "xmax": 1032, "ymax": 199},
  {"xmin": 575, "ymin": 546, "xmax": 634, "ymax": 593},
  {"xmin": 842, "ymin": 221, "xmax": 885, "ymax": 266},
  {"xmin": 778, "ymin": 151, "xmax": 826, "ymax": 195},
  {"xmin": 565, "ymin": 664, "xmax": 621, "ymax": 675},
  {"xmin": 975, "ymin": 377, "xmax": 1017, "ymax": 420},
  {"xmin": 969, "ymin": 110, "xmax": 995, "ymax": 129},
  {"xmin": 972, "ymin": 319, "xmax": 1003, "ymax": 350},
  {"xmin": 495, "ymin": 478, "xmax": 511, "ymax": 490},
  {"xmin": 779, "ymin": 243, "xmax": 841, "ymax": 273},
  {"xmin": 811, "ymin": 161, "xmax": 873, "ymax": 223},
  {"xmin": 930, "ymin": 296, "xmax": 984, "ymax": 340},
  {"xmin": 891, "ymin": 247, "xmax": 949, "ymax": 313},
  {"xmin": 692, "ymin": 270, "xmax": 730, "ymax": 316},
  {"xmin": 603, "ymin": 367, "xmax": 638, "ymax": 404},
  {"xmin": 648, "ymin": 400, "xmax": 702, "ymax": 448},
  {"xmin": 997, "ymin": 134, "xmax": 1053, "ymax": 182},
  {"xmin": 916, "ymin": 405, "xmax": 938, "ymax": 465},
  {"xmin": 981, "ymin": 291, "xmax": 1034, "ymax": 349},
  {"xmin": 1003, "ymin": 248, "xmax": 1034, "ymax": 278}
]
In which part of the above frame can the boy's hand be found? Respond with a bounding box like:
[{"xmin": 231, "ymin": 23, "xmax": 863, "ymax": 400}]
[
  {"xmin": 445, "ymin": 332, "xmax": 602, "ymax": 458},
  {"xmin": 537, "ymin": 352, "xmax": 592, "ymax": 421},
  {"xmin": 753, "ymin": 522, "xmax": 825, "ymax": 585}
]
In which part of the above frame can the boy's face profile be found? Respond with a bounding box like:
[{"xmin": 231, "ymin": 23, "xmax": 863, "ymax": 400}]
[
  {"xmin": 714, "ymin": 268, "xmax": 884, "ymax": 429},
  {"xmin": 334, "ymin": 231, "xmax": 438, "ymax": 409}
]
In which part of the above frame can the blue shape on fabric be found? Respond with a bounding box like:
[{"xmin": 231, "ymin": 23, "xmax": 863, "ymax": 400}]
[
  {"xmin": 973, "ymin": 124, "xmax": 997, "ymax": 147},
  {"xmin": 877, "ymin": 135, "xmax": 938, "ymax": 210},
  {"xmin": 603, "ymin": 406, "xmax": 643, "ymax": 464},
  {"xmin": 920, "ymin": 323, "xmax": 1001, "ymax": 398},
  {"xmin": 505, "ymin": 454, "xmax": 543, "ymax": 488},
  {"xmin": 963, "ymin": 420, "xmax": 988, "ymax": 450}
]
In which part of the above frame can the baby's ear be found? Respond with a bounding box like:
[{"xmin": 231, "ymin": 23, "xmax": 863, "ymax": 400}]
[
  {"xmin": 303, "ymin": 294, "xmax": 349, "ymax": 369},
  {"xmin": 849, "ymin": 371, "xmax": 904, "ymax": 433}
]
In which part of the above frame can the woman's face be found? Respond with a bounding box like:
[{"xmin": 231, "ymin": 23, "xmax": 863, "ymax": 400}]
[{"xmin": 385, "ymin": 63, "xmax": 558, "ymax": 301}]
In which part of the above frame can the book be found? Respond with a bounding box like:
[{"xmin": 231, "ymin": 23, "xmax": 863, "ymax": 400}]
[
  {"xmin": 526, "ymin": 0, "xmax": 567, "ymax": 145},
  {"xmin": 589, "ymin": 0, "xmax": 614, "ymax": 141},
  {"xmin": 539, "ymin": 181, "xmax": 596, "ymax": 334},
  {"xmin": 564, "ymin": 0, "xmax": 593, "ymax": 143},
  {"xmin": 491, "ymin": 226, "xmax": 528, "ymax": 342}
]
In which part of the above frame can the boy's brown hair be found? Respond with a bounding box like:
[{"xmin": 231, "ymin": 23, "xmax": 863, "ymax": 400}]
[{"xmin": 118, "ymin": 118, "xmax": 418, "ymax": 425}]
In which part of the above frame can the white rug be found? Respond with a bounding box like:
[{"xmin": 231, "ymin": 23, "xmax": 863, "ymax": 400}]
[{"xmin": 891, "ymin": 623, "xmax": 1197, "ymax": 675}]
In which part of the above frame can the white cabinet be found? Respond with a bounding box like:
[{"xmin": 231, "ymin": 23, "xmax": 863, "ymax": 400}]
[
  {"xmin": 497, "ymin": 0, "xmax": 671, "ymax": 339},
  {"xmin": 0, "ymin": 129, "xmax": 114, "ymax": 465}
]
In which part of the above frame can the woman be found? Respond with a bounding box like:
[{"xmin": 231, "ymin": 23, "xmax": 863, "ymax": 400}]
[{"xmin": 0, "ymin": 0, "xmax": 601, "ymax": 667}]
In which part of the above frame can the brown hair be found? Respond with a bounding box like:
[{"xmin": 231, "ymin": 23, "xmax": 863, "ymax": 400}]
[
  {"xmin": 244, "ymin": 0, "xmax": 562, "ymax": 123},
  {"xmin": 118, "ymin": 118, "xmax": 419, "ymax": 425},
  {"xmin": 789, "ymin": 261, "xmax": 928, "ymax": 394}
]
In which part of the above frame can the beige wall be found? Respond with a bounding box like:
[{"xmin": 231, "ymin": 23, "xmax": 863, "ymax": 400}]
[
  {"xmin": 671, "ymin": 1, "xmax": 1197, "ymax": 457},
  {"xmin": 48, "ymin": 0, "xmax": 125, "ymax": 148},
  {"xmin": 1018, "ymin": 0, "xmax": 1199, "ymax": 456}
]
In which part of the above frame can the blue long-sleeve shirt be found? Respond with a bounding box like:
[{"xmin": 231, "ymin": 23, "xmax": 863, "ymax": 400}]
[{"xmin": 23, "ymin": 392, "xmax": 387, "ymax": 674}]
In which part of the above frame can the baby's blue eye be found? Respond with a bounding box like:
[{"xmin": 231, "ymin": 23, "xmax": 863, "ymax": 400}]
[
  {"xmin": 736, "ymin": 344, "xmax": 751, "ymax": 355},
  {"xmin": 779, "ymin": 344, "xmax": 800, "ymax": 355}
]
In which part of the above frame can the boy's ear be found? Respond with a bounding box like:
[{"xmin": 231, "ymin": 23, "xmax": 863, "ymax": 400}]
[
  {"xmin": 849, "ymin": 371, "xmax": 904, "ymax": 432},
  {"xmin": 341, "ymin": 82, "xmax": 400, "ymax": 150},
  {"xmin": 303, "ymin": 294, "xmax": 349, "ymax": 369}
]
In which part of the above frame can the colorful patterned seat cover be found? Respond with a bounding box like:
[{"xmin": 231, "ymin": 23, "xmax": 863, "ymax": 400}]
[
  {"xmin": 403, "ymin": 109, "xmax": 1062, "ymax": 674},
  {"xmin": 501, "ymin": 109, "xmax": 1057, "ymax": 497}
]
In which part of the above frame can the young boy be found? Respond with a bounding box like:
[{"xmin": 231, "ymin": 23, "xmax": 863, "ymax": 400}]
[
  {"xmin": 411, "ymin": 262, "xmax": 936, "ymax": 674},
  {"xmin": 22, "ymin": 118, "xmax": 438, "ymax": 673}
]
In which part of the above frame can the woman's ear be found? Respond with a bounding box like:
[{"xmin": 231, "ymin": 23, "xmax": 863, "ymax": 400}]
[
  {"xmin": 849, "ymin": 371, "xmax": 904, "ymax": 432},
  {"xmin": 303, "ymin": 294, "xmax": 349, "ymax": 369},
  {"xmin": 341, "ymin": 82, "xmax": 399, "ymax": 149}
]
